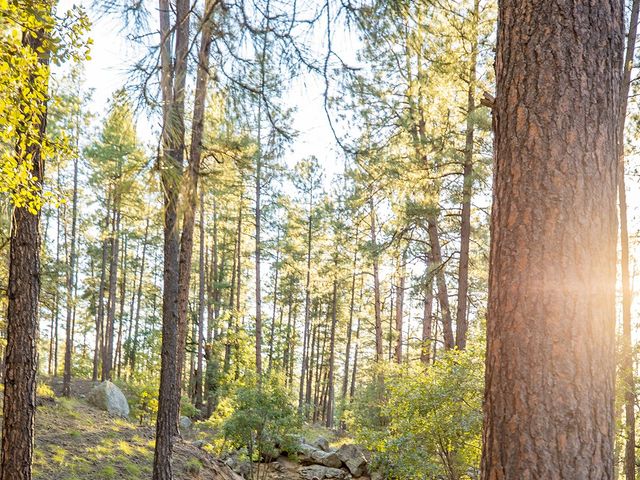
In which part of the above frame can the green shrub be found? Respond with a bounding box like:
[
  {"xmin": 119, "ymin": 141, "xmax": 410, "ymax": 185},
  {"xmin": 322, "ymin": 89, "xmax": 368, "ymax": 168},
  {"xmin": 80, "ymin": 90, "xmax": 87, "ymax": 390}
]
[
  {"xmin": 217, "ymin": 379, "xmax": 300, "ymax": 463},
  {"xmin": 348, "ymin": 346, "xmax": 483, "ymax": 480}
]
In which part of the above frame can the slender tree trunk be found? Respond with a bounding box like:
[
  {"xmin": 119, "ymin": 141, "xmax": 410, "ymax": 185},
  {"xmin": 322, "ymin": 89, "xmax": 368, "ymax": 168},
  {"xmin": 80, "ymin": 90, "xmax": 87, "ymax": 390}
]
[
  {"xmin": 342, "ymin": 236, "xmax": 358, "ymax": 399},
  {"xmin": 153, "ymin": 0, "xmax": 191, "ymax": 476},
  {"xmin": 618, "ymin": 2, "xmax": 640, "ymax": 478},
  {"xmin": 62, "ymin": 152, "xmax": 79, "ymax": 395},
  {"xmin": 455, "ymin": 0, "xmax": 479, "ymax": 351},
  {"xmin": 481, "ymin": 2, "xmax": 622, "ymax": 477},
  {"xmin": 175, "ymin": 0, "xmax": 216, "ymax": 419},
  {"xmin": 93, "ymin": 194, "xmax": 111, "ymax": 382},
  {"xmin": 1, "ymin": 19, "xmax": 50, "ymax": 479},
  {"xmin": 298, "ymin": 190, "xmax": 314, "ymax": 412},
  {"xmin": 130, "ymin": 218, "xmax": 149, "ymax": 374},
  {"xmin": 421, "ymin": 278, "xmax": 433, "ymax": 365},
  {"xmin": 370, "ymin": 196, "xmax": 383, "ymax": 363},
  {"xmin": 326, "ymin": 277, "xmax": 338, "ymax": 428},
  {"xmin": 394, "ymin": 250, "xmax": 406, "ymax": 363},
  {"xmin": 195, "ymin": 190, "xmax": 206, "ymax": 411},
  {"xmin": 115, "ymin": 235, "xmax": 128, "ymax": 378},
  {"xmin": 427, "ymin": 219, "xmax": 454, "ymax": 350},
  {"xmin": 103, "ymin": 207, "xmax": 120, "ymax": 381},
  {"xmin": 267, "ymin": 231, "xmax": 280, "ymax": 373}
]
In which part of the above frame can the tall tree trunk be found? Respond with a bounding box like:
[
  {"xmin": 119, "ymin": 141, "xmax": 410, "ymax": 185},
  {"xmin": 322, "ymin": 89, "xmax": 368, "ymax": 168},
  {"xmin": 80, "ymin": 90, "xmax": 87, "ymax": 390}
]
[
  {"xmin": 93, "ymin": 194, "xmax": 111, "ymax": 382},
  {"xmin": 394, "ymin": 250, "xmax": 406, "ymax": 363},
  {"xmin": 63, "ymin": 133, "xmax": 79, "ymax": 396},
  {"xmin": 153, "ymin": 0, "xmax": 191, "ymax": 476},
  {"xmin": 267, "ymin": 230, "xmax": 280, "ymax": 373},
  {"xmin": 175, "ymin": 0, "xmax": 216, "ymax": 420},
  {"xmin": 298, "ymin": 189, "xmax": 314, "ymax": 412},
  {"xmin": 618, "ymin": 2, "xmax": 640, "ymax": 479},
  {"xmin": 427, "ymin": 219, "xmax": 454, "ymax": 350},
  {"xmin": 130, "ymin": 218, "xmax": 149, "ymax": 374},
  {"xmin": 195, "ymin": 190, "xmax": 206, "ymax": 411},
  {"xmin": 481, "ymin": 2, "xmax": 623, "ymax": 477},
  {"xmin": 421, "ymin": 278, "xmax": 433, "ymax": 365},
  {"xmin": 370, "ymin": 196, "xmax": 383, "ymax": 363},
  {"xmin": 326, "ymin": 277, "xmax": 338, "ymax": 428},
  {"xmin": 103, "ymin": 207, "xmax": 120, "ymax": 381},
  {"xmin": 342, "ymin": 233, "xmax": 358, "ymax": 400},
  {"xmin": 1, "ymin": 18, "xmax": 50, "ymax": 479},
  {"xmin": 115, "ymin": 235, "xmax": 128, "ymax": 378},
  {"xmin": 455, "ymin": 0, "xmax": 479, "ymax": 351}
]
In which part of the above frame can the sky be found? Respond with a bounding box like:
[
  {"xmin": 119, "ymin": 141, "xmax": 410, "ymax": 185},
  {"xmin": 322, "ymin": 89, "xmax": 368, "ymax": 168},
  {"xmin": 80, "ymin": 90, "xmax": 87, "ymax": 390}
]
[{"xmin": 57, "ymin": 0, "xmax": 349, "ymax": 184}]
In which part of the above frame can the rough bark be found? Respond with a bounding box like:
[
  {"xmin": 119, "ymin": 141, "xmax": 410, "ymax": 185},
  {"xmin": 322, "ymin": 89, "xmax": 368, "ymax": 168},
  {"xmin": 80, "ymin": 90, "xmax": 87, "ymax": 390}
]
[
  {"xmin": 481, "ymin": 2, "xmax": 623, "ymax": 478},
  {"xmin": 1, "ymin": 20, "xmax": 49, "ymax": 480},
  {"xmin": 153, "ymin": 0, "xmax": 191, "ymax": 477}
]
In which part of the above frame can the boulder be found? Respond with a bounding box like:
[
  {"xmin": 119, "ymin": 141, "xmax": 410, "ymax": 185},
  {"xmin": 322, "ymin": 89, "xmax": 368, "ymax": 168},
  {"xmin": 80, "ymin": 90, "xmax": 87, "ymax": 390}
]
[
  {"xmin": 225, "ymin": 455, "xmax": 251, "ymax": 478},
  {"xmin": 310, "ymin": 436, "xmax": 331, "ymax": 452},
  {"xmin": 298, "ymin": 444, "xmax": 342, "ymax": 468},
  {"xmin": 87, "ymin": 381, "xmax": 129, "ymax": 417},
  {"xmin": 179, "ymin": 415, "xmax": 192, "ymax": 430},
  {"xmin": 336, "ymin": 444, "xmax": 368, "ymax": 477},
  {"xmin": 299, "ymin": 465, "xmax": 350, "ymax": 480}
]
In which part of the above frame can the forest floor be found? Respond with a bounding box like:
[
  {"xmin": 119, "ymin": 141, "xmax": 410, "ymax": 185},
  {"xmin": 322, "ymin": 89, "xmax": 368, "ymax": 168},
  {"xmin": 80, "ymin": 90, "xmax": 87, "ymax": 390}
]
[{"xmin": 0, "ymin": 378, "xmax": 239, "ymax": 480}]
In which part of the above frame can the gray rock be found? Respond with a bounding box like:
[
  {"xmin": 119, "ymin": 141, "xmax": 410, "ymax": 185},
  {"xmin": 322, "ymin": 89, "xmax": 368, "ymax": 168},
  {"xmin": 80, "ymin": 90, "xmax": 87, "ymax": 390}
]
[
  {"xmin": 311, "ymin": 436, "xmax": 331, "ymax": 452},
  {"xmin": 336, "ymin": 444, "xmax": 368, "ymax": 477},
  {"xmin": 370, "ymin": 472, "xmax": 383, "ymax": 480},
  {"xmin": 179, "ymin": 415, "xmax": 192, "ymax": 430},
  {"xmin": 298, "ymin": 444, "xmax": 342, "ymax": 468},
  {"xmin": 310, "ymin": 450, "xmax": 343, "ymax": 469},
  {"xmin": 225, "ymin": 455, "xmax": 251, "ymax": 478},
  {"xmin": 87, "ymin": 381, "xmax": 129, "ymax": 417},
  {"xmin": 299, "ymin": 465, "xmax": 350, "ymax": 480}
]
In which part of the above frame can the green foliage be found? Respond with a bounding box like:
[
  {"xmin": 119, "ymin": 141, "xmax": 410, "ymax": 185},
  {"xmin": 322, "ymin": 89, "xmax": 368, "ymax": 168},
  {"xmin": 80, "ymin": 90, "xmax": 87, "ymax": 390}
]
[
  {"xmin": 0, "ymin": 1, "xmax": 90, "ymax": 211},
  {"xmin": 181, "ymin": 396, "xmax": 199, "ymax": 419},
  {"xmin": 213, "ymin": 379, "xmax": 300, "ymax": 462},
  {"xmin": 348, "ymin": 347, "xmax": 484, "ymax": 480}
]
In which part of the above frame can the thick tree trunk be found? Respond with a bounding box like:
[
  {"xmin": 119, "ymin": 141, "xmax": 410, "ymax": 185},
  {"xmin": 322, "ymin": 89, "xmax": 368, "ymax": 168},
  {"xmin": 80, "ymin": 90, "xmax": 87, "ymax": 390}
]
[
  {"xmin": 481, "ymin": 2, "xmax": 623, "ymax": 477},
  {"xmin": 1, "ymin": 20, "xmax": 49, "ymax": 480}
]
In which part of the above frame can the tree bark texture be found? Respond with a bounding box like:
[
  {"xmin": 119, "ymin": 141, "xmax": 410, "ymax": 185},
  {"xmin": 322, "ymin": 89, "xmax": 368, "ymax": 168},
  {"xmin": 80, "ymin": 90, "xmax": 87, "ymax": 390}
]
[{"xmin": 481, "ymin": 2, "xmax": 623, "ymax": 478}]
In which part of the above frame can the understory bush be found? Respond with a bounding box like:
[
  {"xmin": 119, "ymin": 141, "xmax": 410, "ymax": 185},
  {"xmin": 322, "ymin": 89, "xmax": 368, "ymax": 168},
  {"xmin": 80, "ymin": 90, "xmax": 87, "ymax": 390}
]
[{"xmin": 347, "ymin": 346, "xmax": 484, "ymax": 480}]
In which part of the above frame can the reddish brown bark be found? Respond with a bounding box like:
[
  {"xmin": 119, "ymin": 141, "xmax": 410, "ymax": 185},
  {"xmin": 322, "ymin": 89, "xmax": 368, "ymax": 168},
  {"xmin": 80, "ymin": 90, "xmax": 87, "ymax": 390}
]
[{"xmin": 481, "ymin": 1, "xmax": 623, "ymax": 478}]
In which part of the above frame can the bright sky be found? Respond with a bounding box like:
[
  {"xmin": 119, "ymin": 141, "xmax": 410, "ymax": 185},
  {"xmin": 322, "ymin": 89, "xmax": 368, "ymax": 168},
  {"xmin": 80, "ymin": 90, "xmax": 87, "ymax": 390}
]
[{"xmin": 57, "ymin": 0, "xmax": 348, "ymax": 184}]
